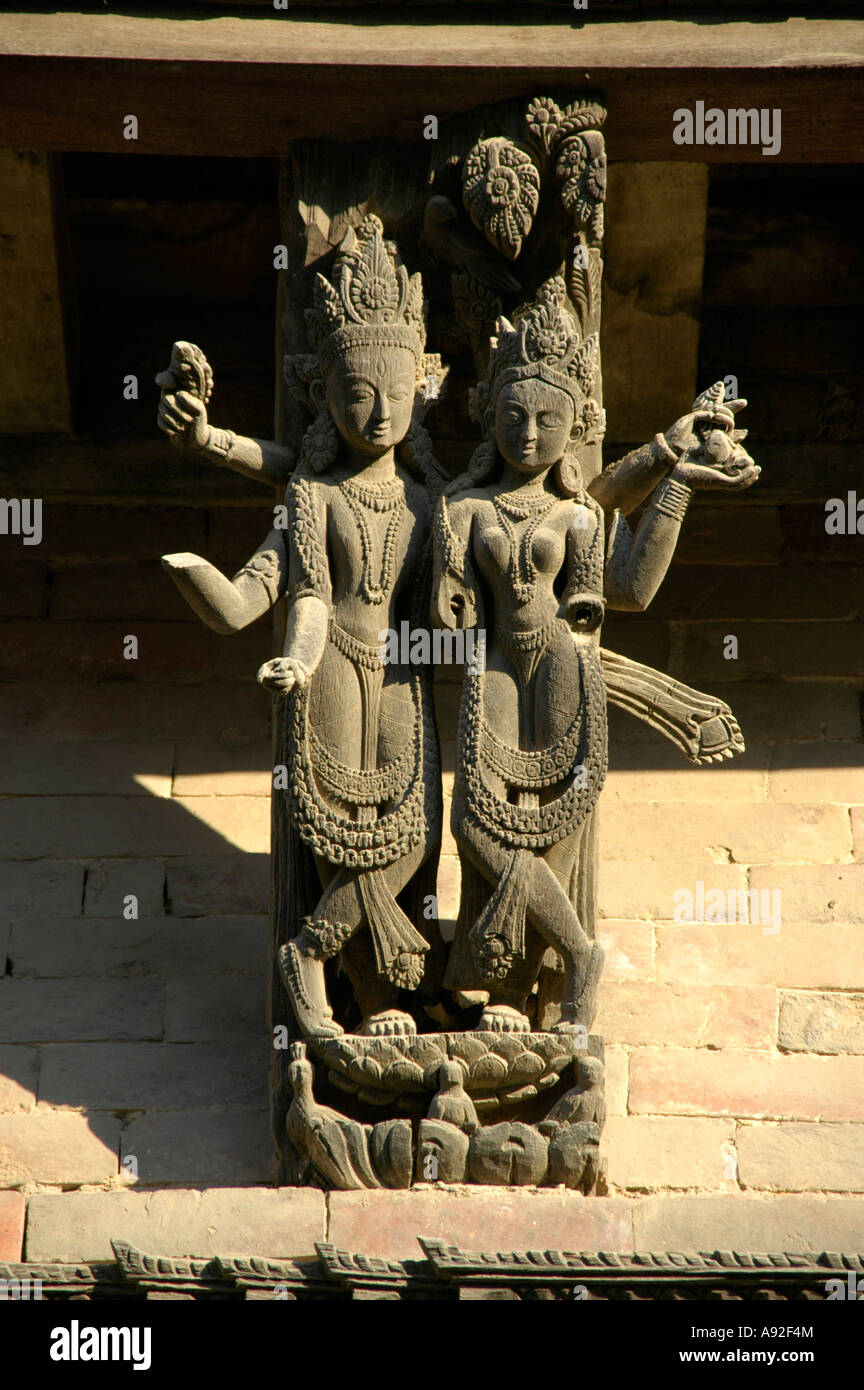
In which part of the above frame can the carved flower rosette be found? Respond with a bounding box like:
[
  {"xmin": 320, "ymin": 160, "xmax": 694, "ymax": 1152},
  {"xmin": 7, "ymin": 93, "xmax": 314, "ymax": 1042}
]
[{"xmin": 462, "ymin": 137, "xmax": 541, "ymax": 262}]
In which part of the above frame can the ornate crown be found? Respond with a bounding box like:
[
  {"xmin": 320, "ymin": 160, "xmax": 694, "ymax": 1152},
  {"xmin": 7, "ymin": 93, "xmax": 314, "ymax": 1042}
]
[
  {"xmin": 304, "ymin": 214, "xmax": 427, "ymax": 371},
  {"xmin": 472, "ymin": 277, "xmax": 600, "ymax": 425}
]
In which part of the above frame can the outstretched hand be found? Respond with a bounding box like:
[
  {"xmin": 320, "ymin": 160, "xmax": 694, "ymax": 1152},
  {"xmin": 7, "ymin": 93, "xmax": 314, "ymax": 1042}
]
[{"xmin": 664, "ymin": 390, "xmax": 760, "ymax": 492}]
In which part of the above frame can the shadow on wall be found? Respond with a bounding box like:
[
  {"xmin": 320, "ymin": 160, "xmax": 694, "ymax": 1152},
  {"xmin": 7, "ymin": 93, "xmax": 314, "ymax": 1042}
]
[
  {"xmin": 1, "ymin": 656, "xmax": 862, "ymax": 1196},
  {"xmin": 0, "ymin": 736, "xmax": 277, "ymax": 1191}
]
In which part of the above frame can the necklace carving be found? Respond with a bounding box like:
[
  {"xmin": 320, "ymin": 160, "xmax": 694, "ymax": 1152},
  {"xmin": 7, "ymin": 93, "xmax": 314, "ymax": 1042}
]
[
  {"xmin": 492, "ymin": 489, "xmax": 557, "ymax": 604},
  {"xmin": 341, "ymin": 475, "xmax": 406, "ymax": 605}
]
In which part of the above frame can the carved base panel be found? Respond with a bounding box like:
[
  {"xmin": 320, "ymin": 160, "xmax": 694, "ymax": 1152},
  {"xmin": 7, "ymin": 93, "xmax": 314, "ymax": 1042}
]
[
  {"xmin": 287, "ymin": 1031, "xmax": 606, "ymax": 1192},
  {"xmin": 310, "ymin": 1029, "xmax": 592, "ymax": 1108}
]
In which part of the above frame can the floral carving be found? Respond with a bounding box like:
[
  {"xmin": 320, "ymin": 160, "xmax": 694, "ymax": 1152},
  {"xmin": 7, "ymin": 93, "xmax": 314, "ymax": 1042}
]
[
  {"xmin": 462, "ymin": 137, "xmax": 540, "ymax": 261},
  {"xmin": 525, "ymin": 96, "xmax": 565, "ymax": 154},
  {"xmin": 556, "ymin": 130, "xmax": 607, "ymax": 243},
  {"xmin": 525, "ymin": 96, "xmax": 606, "ymax": 156},
  {"xmin": 451, "ymin": 272, "xmax": 502, "ymax": 337},
  {"xmin": 309, "ymin": 1031, "xmax": 579, "ymax": 1109}
]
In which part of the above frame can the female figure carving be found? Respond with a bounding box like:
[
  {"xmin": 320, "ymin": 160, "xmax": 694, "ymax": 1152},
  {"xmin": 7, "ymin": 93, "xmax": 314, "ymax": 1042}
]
[
  {"xmin": 159, "ymin": 217, "xmax": 446, "ymax": 1042},
  {"xmin": 434, "ymin": 278, "xmax": 758, "ymax": 1035}
]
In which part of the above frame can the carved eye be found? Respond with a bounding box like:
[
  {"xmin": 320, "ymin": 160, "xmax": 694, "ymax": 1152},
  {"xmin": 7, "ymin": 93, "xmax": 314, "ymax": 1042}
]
[
  {"xmin": 538, "ymin": 413, "xmax": 564, "ymax": 429},
  {"xmin": 389, "ymin": 390, "xmax": 408, "ymax": 403}
]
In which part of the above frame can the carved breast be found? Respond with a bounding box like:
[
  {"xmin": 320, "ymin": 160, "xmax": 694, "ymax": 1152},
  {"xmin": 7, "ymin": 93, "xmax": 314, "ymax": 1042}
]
[
  {"xmin": 531, "ymin": 527, "xmax": 564, "ymax": 574},
  {"xmin": 476, "ymin": 525, "xmax": 565, "ymax": 578}
]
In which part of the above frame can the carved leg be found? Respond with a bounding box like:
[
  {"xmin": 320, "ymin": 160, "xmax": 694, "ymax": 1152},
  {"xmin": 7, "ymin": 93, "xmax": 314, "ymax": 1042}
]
[
  {"xmin": 298, "ymin": 841, "xmax": 431, "ymax": 1037},
  {"xmin": 279, "ymin": 927, "xmax": 345, "ymax": 1040},
  {"xmin": 341, "ymin": 930, "xmax": 409, "ymax": 1032},
  {"xmin": 456, "ymin": 817, "xmax": 602, "ymax": 1032}
]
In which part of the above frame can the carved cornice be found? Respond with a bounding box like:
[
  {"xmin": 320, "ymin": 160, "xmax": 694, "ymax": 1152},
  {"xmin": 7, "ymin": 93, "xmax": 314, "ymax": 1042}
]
[{"xmin": 2, "ymin": 1244, "xmax": 861, "ymax": 1301}]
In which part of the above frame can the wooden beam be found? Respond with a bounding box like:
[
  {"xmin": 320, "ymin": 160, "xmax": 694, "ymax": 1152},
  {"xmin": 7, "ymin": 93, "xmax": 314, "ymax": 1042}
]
[
  {"xmin": 0, "ymin": 16, "xmax": 861, "ymax": 160},
  {"xmin": 0, "ymin": 150, "xmax": 71, "ymax": 434}
]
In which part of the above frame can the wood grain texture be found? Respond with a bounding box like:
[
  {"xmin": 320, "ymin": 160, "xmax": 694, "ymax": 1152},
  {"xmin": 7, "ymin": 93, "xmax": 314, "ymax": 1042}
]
[{"xmin": 0, "ymin": 16, "xmax": 861, "ymax": 160}]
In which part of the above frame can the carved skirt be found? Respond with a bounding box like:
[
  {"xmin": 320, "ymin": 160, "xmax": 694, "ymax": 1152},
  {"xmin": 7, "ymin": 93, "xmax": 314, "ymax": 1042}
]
[
  {"xmin": 286, "ymin": 620, "xmax": 440, "ymax": 871},
  {"xmin": 460, "ymin": 619, "xmax": 608, "ymax": 851},
  {"xmin": 446, "ymin": 619, "xmax": 607, "ymax": 991}
]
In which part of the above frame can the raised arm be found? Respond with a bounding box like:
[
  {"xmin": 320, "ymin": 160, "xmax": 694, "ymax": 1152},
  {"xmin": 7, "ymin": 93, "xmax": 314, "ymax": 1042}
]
[
  {"xmin": 588, "ymin": 383, "xmax": 755, "ymax": 519},
  {"xmin": 162, "ymin": 526, "xmax": 288, "ymax": 633},
  {"xmin": 604, "ymin": 390, "xmax": 760, "ymax": 612},
  {"xmin": 588, "ymin": 434, "xmax": 677, "ymax": 517},
  {"xmin": 155, "ymin": 342, "xmax": 293, "ymax": 485},
  {"xmin": 603, "ymin": 477, "xmax": 693, "ymax": 612},
  {"xmin": 157, "ymin": 389, "xmax": 293, "ymax": 485}
]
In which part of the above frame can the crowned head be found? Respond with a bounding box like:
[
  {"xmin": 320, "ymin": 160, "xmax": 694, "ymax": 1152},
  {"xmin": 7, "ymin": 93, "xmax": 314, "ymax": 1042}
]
[
  {"xmin": 471, "ymin": 277, "xmax": 604, "ymax": 485},
  {"xmin": 294, "ymin": 216, "xmax": 441, "ymax": 460}
]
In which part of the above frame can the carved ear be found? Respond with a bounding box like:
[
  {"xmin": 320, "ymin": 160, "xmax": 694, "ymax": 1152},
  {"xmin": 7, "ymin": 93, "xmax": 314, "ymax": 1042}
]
[{"xmin": 309, "ymin": 378, "xmax": 327, "ymax": 412}]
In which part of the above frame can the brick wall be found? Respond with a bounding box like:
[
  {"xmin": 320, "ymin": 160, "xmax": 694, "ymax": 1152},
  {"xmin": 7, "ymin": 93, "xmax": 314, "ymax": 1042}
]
[
  {"xmin": 595, "ymin": 165, "xmax": 864, "ymax": 1232},
  {"xmin": 0, "ymin": 158, "xmax": 862, "ymax": 1261}
]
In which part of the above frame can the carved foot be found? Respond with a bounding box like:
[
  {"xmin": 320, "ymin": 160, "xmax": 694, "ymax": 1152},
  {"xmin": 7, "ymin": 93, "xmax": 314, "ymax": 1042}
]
[
  {"xmin": 555, "ymin": 942, "xmax": 605, "ymax": 1033},
  {"xmin": 278, "ymin": 941, "xmax": 343, "ymax": 1039},
  {"xmin": 360, "ymin": 1010, "xmax": 417, "ymax": 1038},
  {"xmin": 478, "ymin": 1004, "xmax": 531, "ymax": 1033}
]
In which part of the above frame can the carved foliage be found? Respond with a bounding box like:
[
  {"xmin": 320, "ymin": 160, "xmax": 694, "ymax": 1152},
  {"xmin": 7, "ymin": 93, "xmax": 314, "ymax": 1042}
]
[{"xmin": 556, "ymin": 130, "xmax": 607, "ymax": 243}]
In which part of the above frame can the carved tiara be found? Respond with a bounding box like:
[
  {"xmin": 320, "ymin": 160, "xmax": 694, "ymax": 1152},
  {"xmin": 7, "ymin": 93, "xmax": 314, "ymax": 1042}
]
[
  {"xmin": 305, "ymin": 215, "xmax": 427, "ymax": 370},
  {"xmin": 476, "ymin": 276, "xmax": 598, "ymax": 416}
]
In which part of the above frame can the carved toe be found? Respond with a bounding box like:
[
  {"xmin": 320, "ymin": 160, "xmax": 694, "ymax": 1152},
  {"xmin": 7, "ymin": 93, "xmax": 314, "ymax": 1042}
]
[
  {"xmin": 360, "ymin": 1010, "xmax": 417, "ymax": 1038},
  {"xmin": 478, "ymin": 1005, "xmax": 531, "ymax": 1033}
]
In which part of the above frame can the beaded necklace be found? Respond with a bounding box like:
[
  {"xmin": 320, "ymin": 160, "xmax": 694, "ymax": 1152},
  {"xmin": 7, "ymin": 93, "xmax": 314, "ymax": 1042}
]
[
  {"xmin": 340, "ymin": 475, "xmax": 406, "ymax": 606},
  {"xmin": 491, "ymin": 488, "xmax": 557, "ymax": 604}
]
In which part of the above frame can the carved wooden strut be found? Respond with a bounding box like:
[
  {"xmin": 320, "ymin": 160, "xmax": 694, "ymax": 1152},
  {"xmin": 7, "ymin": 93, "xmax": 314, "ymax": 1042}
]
[{"xmin": 155, "ymin": 94, "xmax": 759, "ymax": 1191}]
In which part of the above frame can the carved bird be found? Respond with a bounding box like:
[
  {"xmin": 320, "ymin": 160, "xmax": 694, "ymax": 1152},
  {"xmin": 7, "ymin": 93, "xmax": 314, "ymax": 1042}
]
[
  {"xmin": 286, "ymin": 1044, "xmax": 382, "ymax": 1190},
  {"xmin": 541, "ymin": 1055, "xmax": 606, "ymax": 1133},
  {"xmin": 421, "ymin": 196, "xmax": 522, "ymax": 294},
  {"xmin": 427, "ymin": 1060, "xmax": 479, "ymax": 1135}
]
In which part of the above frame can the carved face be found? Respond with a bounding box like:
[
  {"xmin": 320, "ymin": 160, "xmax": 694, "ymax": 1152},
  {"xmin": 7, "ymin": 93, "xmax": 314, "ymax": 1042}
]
[
  {"xmin": 325, "ymin": 347, "xmax": 416, "ymax": 459},
  {"xmin": 493, "ymin": 379, "xmax": 576, "ymax": 475}
]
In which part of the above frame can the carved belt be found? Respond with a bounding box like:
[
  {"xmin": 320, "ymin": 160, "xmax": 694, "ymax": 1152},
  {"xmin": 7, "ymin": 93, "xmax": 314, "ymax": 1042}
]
[
  {"xmin": 494, "ymin": 620, "xmax": 557, "ymax": 654},
  {"xmin": 286, "ymin": 658, "xmax": 438, "ymax": 869},
  {"xmin": 494, "ymin": 620, "xmax": 558, "ymax": 691},
  {"xmin": 328, "ymin": 618, "xmax": 387, "ymax": 670},
  {"xmin": 481, "ymin": 713, "xmax": 586, "ymax": 790}
]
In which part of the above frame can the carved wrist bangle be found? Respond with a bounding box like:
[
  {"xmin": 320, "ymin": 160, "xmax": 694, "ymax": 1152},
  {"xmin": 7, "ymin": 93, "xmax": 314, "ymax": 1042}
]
[
  {"xmin": 652, "ymin": 476, "xmax": 692, "ymax": 521},
  {"xmin": 204, "ymin": 427, "xmax": 237, "ymax": 460}
]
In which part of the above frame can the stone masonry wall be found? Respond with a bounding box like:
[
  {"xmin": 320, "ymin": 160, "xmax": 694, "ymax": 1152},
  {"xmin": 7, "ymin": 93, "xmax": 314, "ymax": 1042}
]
[{"xmin": 0, "ymin": 159, "xmax": 862, "ymax": 1262}]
